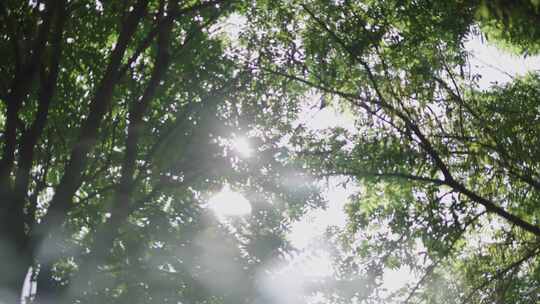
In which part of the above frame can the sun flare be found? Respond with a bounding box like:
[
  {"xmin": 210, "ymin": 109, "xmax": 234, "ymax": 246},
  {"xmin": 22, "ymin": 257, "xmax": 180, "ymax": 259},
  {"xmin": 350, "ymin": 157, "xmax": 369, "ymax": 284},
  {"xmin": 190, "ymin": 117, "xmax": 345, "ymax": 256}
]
[
  {"xmin": 232, "ymin": 136, "xmax": 253, "ymax": 158},
  {"xmin": 207, "ymin": 185, "xmax": 252, "ymax": 217}
]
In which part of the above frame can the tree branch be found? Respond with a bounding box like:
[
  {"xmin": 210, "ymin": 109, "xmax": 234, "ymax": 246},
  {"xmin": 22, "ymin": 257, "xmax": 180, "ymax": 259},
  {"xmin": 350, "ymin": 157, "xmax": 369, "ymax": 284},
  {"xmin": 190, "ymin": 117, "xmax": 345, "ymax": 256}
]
[
  {"xmin": 14, "ymin": 0, "xmax": 67, "ymax": 216},
  {"xmin": 36, "ymin": 0, "xmax": 149, "ymax": 245},
  {"xmin": 300, "ymin": 4, "xmax": 540, "ymax": 237},
  {"xmin": 0, "ymin": 0, "xmax": 58, "ymax": 189},
  {"xmin": 461, "ymin": 245, "xmax": 540, "ymax": 303},
  {"xmin": 117, "ymin": 0, "xmax": 227, "ymax": 78}
]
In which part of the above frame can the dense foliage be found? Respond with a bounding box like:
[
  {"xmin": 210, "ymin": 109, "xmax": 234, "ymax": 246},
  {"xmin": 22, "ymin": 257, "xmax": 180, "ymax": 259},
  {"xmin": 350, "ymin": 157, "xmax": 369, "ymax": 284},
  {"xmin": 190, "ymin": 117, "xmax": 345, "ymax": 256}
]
[
  {"xmin": 476, "ymin": 0, "xmax": 540, "ymax": 56},
  {"xmin": 243, "ymin": 0, "xmax": 540, "ymax": 303},
  {"xmin": 0, "ymin": 1, "xmax": 320, "ymax": 303},
  {"xmin": 1, "ymin": 0, "xmax": 540, "ymax": 304}
]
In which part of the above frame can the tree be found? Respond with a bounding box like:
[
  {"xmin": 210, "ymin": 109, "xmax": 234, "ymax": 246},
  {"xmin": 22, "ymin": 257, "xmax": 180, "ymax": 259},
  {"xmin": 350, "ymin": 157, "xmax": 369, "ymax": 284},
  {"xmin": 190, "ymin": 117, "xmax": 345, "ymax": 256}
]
[
  {"xmin": 242, "ymin": 0, "xmax": 540, "ymax": 302},
  {"xmin": 0, "ymin": 1, "xmax": 322, "ymax": 303},
  {"xmin": 4, "ymin": 1, "xmax": 540, "ymax": 303}
]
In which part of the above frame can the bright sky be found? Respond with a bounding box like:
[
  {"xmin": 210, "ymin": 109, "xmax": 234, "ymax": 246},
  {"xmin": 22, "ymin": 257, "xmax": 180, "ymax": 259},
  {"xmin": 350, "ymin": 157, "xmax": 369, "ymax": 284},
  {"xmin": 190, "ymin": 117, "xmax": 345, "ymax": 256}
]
[{"xmin": 465, "ymin": 35, "xmax": 540, "ymax": 89}]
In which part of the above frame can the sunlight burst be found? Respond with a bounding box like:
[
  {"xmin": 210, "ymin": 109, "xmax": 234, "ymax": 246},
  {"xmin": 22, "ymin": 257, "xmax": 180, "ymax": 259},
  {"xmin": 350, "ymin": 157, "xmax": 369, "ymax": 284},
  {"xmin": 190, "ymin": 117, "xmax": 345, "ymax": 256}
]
[
  {"xmin": 232, "ymin": 136, "xmax": 253, "ymax": 158},
  {"xmin": 207, "ymin": 185, "xmax": 251, "ymax": 217}
]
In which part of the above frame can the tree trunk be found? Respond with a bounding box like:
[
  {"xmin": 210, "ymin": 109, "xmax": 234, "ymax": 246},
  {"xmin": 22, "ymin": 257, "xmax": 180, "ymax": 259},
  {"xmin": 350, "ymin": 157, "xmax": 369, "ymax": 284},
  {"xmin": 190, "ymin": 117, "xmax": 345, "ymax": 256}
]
[
  {"xmin": 35, "ymin": 263, "xmax": 65, "ymax": 304},
  {"xmin": 0, "ymin": 226, "xmax": 32, "ymax": 304}
]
